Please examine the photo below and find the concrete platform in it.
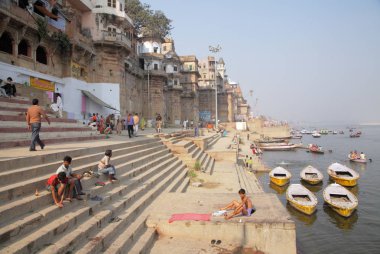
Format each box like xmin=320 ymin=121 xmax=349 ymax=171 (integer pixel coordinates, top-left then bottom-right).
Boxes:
xmin=146 ymin=193 xmax=296 ymax=254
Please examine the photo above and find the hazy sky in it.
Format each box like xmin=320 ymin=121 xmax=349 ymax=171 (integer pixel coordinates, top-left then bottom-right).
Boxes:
xmin=144 ymin=0 xmax=380 ymax=124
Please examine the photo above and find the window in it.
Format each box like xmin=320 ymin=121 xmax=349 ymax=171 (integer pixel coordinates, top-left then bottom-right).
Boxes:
xmin=120 ymin=3 xmax=123 ymax=11
xmin=153 ymin=47 xmax=158 ymax=53
xmin=174 ymin=80 xmax=178 ymax=86
xmin=18 ymin=39 xmax=31 ymax=57
xmin=154 ymin=64 xmax=158 ymax=70
xmin=36 ymin=46 xmax=47 ymax=65
xmin=163 ymin=46 xmax=167 ymax=51
xmin=107 ymin=27 xmax=116 ymax=36
xmin=18 ymin=0 xmax=29 ymax=9
xmin=189 ymin=65 xmax=193 ymax=71
xmin=174 ymin=66 xmax=178 ymax=72
xmin=203 ymin=74 xmax=206 ymax=79
xmin=0 ymin=32 xmax=13 ymax=54
xmin=108 ymin=0 xmax=116 ymax=8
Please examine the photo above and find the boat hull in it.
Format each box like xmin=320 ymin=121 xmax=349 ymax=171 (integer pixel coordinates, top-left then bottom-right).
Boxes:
xmin=270 ymin=176 xmax=290 ymax=186
xmin=301 ymin=178 xmax=322 ymax=185
xmin=309 ymin=150 xmax=324 ymax=154
xmin=350 ymin=159 xmax=367 ymax=164
xmin=329 ymin=175 xmax=358 ymax=187
xmin=287 ymin=199 xmax=317 ymax=215
xmin=327 ymin=203 xmax=356 ymax=217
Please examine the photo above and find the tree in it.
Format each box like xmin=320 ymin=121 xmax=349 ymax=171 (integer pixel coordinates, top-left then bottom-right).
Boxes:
xmin=125 ymin=0 xmax=172 ymax=38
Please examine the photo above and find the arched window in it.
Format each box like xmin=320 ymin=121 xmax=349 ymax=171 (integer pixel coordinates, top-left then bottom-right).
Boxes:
xmin=0 ymin=32 xmax=14 ymax=54
xmin=36 ymin=46 xmax=47 ymax=64
xmin=18 ymin=39 xmax=31 ymax=57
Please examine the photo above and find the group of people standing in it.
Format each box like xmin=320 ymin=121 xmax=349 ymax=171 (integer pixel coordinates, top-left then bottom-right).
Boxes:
xmin=90 ymin=112 xmax=141 ymax=138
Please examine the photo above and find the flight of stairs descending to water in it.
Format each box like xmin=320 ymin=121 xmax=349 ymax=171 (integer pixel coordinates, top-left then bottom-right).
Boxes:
xmin=0 ymin=138 xmax=189 ymax=254
xmin=0 ymin=96 xmax=100 ymax=149
xmin=165 ymin=138 xmax=216 ymax=178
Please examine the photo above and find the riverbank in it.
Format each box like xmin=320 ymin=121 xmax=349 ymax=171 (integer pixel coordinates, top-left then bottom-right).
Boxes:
xmin=148 ymin=131 xmax=297 ymax=254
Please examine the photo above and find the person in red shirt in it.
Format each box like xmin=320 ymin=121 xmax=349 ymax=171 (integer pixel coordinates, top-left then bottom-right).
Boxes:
xmin=46 ymin=172 xmax=68 ymax=208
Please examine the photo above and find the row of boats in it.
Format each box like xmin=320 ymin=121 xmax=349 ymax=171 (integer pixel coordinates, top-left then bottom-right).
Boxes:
xmin=269 ymin=163 xmax=359 ymax=217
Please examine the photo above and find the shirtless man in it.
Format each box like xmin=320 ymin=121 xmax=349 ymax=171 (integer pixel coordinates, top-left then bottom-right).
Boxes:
xmin=221 ymin=189 xmax=255 ymax=220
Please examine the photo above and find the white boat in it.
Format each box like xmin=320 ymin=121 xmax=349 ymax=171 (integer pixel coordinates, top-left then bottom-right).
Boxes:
xmin=300 ymin=165 xmax=323 ymax=185
xmin=261 ymin=144 xmax=297 ymax=151
xmin=327 ymin=163 xmax=360 ymax=187
xmin=286 ymin=184 xmax=318 ymax=215
xmin=269 ymin=167 xmax=292 ymax=186
xmin=312 ymin=131 xmax=321 ymax=138
xmin=323 ymin=183 xmax=358 ymax=217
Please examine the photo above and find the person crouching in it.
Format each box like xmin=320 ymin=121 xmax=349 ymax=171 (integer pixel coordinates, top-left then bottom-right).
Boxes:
xmin=56 ymin=156 xmax=84 ymax=200
xmin=98 ymin=150 xmax=118 ymax=183
xmin=46 ymin=172 xmax=69 ymax=208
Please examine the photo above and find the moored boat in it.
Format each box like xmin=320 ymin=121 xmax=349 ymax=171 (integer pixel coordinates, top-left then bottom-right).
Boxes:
xmin=291 ymin=135 xmax=303 ymax=139
xmin=269 ymin=167 xmax=292 ymax=186
xmin=312 ymin=131 xmax=321 ymax=138
xmin=261 ymin=144 xmax=297 ymax=151
xmin=350 ymin=132 xmax=361 ymax=138
xmin=323 ymin=183 xmax=358 ymax=217
xmin=286 ymin=184 xmax=318 ymax=215
xmin=258 ymin=139 xmax=286 ymax=144
xmin=259 ymin=142 xmax=289 ymax=147
xmin=308 ymin=144 xmax=324 ymax=154
xmin=300 ymin=165 xmax=323 ymax=185
xmin=327 ymin=163 xmax=360 ymax=187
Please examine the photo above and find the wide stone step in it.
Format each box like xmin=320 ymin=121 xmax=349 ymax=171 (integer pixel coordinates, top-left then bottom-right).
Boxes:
xmin=0 ymin=115 xmax=77 ymax=123
xmin=0 ymin=144 xmax=166 ymax=203
xmin=0 ymin=151 xmax=174 ymax=247
xmin=0 ymin=101 xmax=30 ymax=109
xmin=0 ymin=135 xmax=103 ymax=150
xmin=127 ymin=227 xmax=157 ymax=254
xmin=0 ymin=120 xmax=85 ymax=128
xmin=175 ymin=176 xmax=190 ymax=193
xmin=0 ymin=129 xmax=97 ymax=141
xmin=0 ymin=148 xmax=170 ymax=229
xmin=95 ymin=165 xmax=186 ymax=254
xmin=0 ymin=96 xmax=30 ymax=104
xmin=37 ymin=160 xmax=185 ymax=254
xmin=0 ymin=139 xmax=158 ymax=171
xmin=0 ymin=141 xmax=163 ymax=187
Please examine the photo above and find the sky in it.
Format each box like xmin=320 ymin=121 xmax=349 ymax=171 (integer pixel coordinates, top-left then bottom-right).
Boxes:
xmin=143 ymin=0 xmax=380 ymax=124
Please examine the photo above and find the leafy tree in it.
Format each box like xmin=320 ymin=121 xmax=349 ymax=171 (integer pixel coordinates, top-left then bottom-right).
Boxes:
xmin=125 ymin=0 xmax=172 ymax=38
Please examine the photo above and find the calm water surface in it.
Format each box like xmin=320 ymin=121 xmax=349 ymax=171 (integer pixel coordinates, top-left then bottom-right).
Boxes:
xmin=255 ymin=125 xmax=380 ymax=254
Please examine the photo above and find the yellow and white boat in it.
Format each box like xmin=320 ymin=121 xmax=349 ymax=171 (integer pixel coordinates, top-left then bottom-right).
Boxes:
xmin=327 ymin=163 xmax=359 ymax=187
xmin=323 ymin=183 xmax=358 ymax=217
xmin=286 ymin=184 xmax=318 ymax=215
xmin=300 ymin=165 xmax=323 ymax=185
xmin=269 ymin=167 xmax=291 ymax=186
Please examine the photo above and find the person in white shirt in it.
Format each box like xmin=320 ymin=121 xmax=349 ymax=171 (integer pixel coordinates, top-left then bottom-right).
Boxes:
xmin=98 ymin=150 xmax=117 ymax=183
xmin=360 ymin=152 xmax=366 ymax=160
xmin=56 ymin=156 xmax=84 ymax=200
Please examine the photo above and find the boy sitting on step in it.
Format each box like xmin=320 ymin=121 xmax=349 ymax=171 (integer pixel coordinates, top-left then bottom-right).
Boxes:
xmin=46 ymin=172 xmax=68 ymax=208
xmin=56 ymin=156 xmax=84 ymax=200
xmin=98 ymin=150 xmax=118 ymax=183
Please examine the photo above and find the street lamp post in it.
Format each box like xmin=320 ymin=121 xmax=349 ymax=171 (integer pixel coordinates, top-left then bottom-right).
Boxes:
xmin=146 ymin=62 xmax=151 ymax=121
xmin=209 ymin=45 xmax=222 ymax=129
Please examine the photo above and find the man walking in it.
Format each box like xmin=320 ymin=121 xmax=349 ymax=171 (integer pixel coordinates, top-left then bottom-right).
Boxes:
xmin=126 ymin=113 xmax=134 ymax=138
xmin=26 ymin=98 xmax=50 ymax=151
xmin=133 ymin=113 xmax=139 ymax=137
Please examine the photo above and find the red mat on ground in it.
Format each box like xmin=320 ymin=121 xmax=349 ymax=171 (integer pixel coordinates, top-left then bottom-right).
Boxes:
xmin=168 ymin=213 xmax=211 ymax=223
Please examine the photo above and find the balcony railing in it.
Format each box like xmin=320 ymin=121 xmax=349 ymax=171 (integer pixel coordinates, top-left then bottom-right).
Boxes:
xmin=94 ymin=31 xmax=131 ymax=49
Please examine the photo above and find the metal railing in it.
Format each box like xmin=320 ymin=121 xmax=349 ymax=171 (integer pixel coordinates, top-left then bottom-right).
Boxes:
xmin=97 ymin=30 xmax=131 ymax=48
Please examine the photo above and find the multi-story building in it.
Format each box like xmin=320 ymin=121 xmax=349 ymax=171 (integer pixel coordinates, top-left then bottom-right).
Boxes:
xmin=180 ymin=55 xmax=200 ymax=123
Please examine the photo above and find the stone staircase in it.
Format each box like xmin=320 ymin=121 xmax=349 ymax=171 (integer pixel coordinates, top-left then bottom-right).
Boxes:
xmin=0 ymin=96 xmax=100 ymax=149
xmin=0 ymin=138 xmax=189 ymax=254
xmin=167 ymin=139 xmax=216 ymax=176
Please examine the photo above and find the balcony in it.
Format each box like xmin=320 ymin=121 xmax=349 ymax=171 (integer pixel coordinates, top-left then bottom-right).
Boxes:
xmin=94 ymin=30 xmax=131 ymax=50
xmin=66 ymin=0 xmax=93 ymax=12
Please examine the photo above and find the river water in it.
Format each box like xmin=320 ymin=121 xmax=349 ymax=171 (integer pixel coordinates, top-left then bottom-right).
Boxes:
xmin=255 ymin=125 xmax=380 ymax=254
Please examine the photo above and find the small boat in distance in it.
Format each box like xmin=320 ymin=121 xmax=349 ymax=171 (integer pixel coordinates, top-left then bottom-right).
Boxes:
xmin=261 ymin=144 xmax=297 ymax=151
xmin=320 ymin=129 xmax=329 ymax=135
xmin=350 ymin=132 xmax=361 ymax=138
xmin=269 ymin=167 xmax=292 ymax=186
xmin=286 ymin=184 xmax=318 ymax=215
xmin=327 ymin=163 xmax=360 ymax=187
xmin=300 ymin=165 xmax=323 ymax=185
xmin=308 ymin=144 xmax=324 ymax=154
xmin=333 ymin=131 xmax=338 ymax=135
xmin=323 ymin=183 xmax=358 ymax=217
xmin=339 ymin=131 xmax=344 ymax=134
xmin=348 ymin=152 xmax=367 ymax=164
xmin=312 ymin=131 xmax=321 ymax=138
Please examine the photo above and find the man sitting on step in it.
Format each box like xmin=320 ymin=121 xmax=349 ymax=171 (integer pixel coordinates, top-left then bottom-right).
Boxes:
xmin=56 ymin=156 xmax=84 ymax=200
xmin=221 ymin=189 xmax=256 ymax=220
xmin=98 ymin=150 xmax=118 ymax=183
xmin=46 ymin=172 xmax=68 ymax=208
